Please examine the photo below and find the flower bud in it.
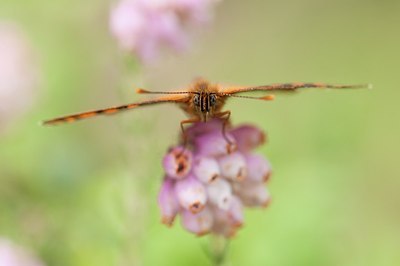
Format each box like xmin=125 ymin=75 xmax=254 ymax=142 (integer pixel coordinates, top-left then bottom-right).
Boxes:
xmin=185 ymin=119 xmax=224 ymax=140
xmin=211 ymin=207 xmax=239 ymax=238
xmin=181 ymin=207 xmax=213 ymax=236
xmin=245 ymin=153 xmax=272 ymax=183
xmin=194 ymin=130 xmax=236 ymax=157
xmin=230 ymin=125 xmax=266 ymax=152
xmin=235 ymin=181 xmax=271 ymax=208
xmin=174 ymin=174 xmax=207 ymax=213
xmin=228 ymin=196 xmax=244 ymax=227
xmin=157 ymin=178 xmax=179 ymax=226
xmin=193 ymin=156 xmax=220 ymax=184
xmin=162 ymin=146 xmax=192 ymax=179
xmin=218 ymin=152 xmax=247 ymax=181
xmin=207 ymin=178 xmax=232 ymax=210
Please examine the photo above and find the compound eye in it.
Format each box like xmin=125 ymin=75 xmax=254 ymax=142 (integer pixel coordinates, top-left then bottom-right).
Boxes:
xmin=210 ymin=94 xmax=217 ymax=106
xmin=193 ymin=94 xmax=200 ymax=106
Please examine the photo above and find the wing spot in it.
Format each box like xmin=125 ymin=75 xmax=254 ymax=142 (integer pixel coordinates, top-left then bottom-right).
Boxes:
xmin=127 ymin=104 xmax=138 ymax=109
xmin=103 ymin=109 xmax=118 ymax=114
xmin=79 ymin=113 xmax=96 ymax=119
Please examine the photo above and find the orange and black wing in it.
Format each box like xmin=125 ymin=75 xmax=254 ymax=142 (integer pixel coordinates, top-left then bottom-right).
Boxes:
xmin=42 ymin=94 xmax=189 ymax=125
xmin=219 ymin=82 xmax=370 ymax=95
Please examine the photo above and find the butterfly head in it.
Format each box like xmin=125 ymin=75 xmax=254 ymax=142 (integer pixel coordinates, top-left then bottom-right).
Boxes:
xmin=189 ymin=79 xmax=226 ymax=121
xmin=192 ymin=92 xmax=220 ymax=121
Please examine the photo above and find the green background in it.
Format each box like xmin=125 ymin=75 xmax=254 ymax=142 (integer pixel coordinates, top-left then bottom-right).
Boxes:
xmin=1 ymin=0 xmax=399 ymax=265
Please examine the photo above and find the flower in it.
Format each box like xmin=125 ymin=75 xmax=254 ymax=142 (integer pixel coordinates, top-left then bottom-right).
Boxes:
xmin=109 ymin=0 xmax=221 ymax=63
xmin=157 ymin=119 xmax=272 ymax=237
xmin=0 ymin=238 xmax=44 ymax=266
xmin=0 ymin=22 xmax=40 ymax=133
xmin=162 ymin=146 xmax=193 ymax=179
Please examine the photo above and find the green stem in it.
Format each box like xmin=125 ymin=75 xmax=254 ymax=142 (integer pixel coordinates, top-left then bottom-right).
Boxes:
xmin=203 ymin=235 xmax=230 ymax=266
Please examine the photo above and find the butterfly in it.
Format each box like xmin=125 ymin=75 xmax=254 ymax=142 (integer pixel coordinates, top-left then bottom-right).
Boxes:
xmin=43 ymin=78 xmax=369 ymax=150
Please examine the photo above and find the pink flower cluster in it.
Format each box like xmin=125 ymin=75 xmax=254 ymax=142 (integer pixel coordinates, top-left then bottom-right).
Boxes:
xmin=0 ymin=22 xmax=39 ymax=132
xmin=158 ymin=119 xmax=272 ymax=237
xmin=109 ymin=0 xmax=221 ymax=63
xmin=0 ymin=238 xmax=44 ymax=266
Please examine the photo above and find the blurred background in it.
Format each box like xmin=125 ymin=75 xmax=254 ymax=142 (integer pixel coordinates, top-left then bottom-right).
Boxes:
xmin=0 ymin=0 xmax=399 ymax=265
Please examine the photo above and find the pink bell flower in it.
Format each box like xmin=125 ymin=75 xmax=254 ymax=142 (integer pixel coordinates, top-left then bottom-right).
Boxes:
xmin=158 ymin=119 xmax=272 ymax=237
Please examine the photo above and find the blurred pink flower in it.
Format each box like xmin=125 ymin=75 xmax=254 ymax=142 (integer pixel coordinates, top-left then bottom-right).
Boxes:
xmin=157 ymin=119 xmax=272 ymax=237
xmin=109 ymin=0 xmax=221 ymax=63
xmin=162 ymin=146 xmax=193 ymax=179
xmin=0 ymin=22 xmax=40 ymax=132
xmin=0 ymin=238 xmax=44 ymax=266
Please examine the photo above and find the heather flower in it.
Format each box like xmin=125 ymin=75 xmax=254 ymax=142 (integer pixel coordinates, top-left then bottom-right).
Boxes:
xmin=181 ymin=207 xmax=213 ymax=236
xmin=194 ymin=129 xmax=236 ymax=157
xmin=109 ymin=0 xmax=221 ymax=63
xmin=211 ymin=207 xmax=239 ymax=237
xmin=245 ymin=153 xmax=272 ymax=183
xmin=228 ymin=196 xmax=244 ymax=226
xmin=0 ymin=238 xmax=44 ymax=266
xmin=192 ymin=156 xmax=220 ymax=184
xmin=206 ymin=178 xmax=232 ymax=210
xmin=0 ymin=22 xmax=40 ymax=132
xmin=158 ymin=178 xmax=180 ymax=226
xmin=162 ymin=146 xmax=192 ymax=179
xmin=217 ymin=151 xmax=247 ymax=181
xmin=230 ymin=124 xmax=266 ymax=152
xmin=233 ymin=181 xmax=271 ymax=208
xmin=157 ymin=119 xmax=272 ymax=237
xmin=175 ymin=174 xmax=207 ymax=213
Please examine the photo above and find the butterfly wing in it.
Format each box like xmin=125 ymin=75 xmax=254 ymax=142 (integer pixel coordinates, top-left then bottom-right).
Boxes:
xmin=43 ymin=94 xmax=189 ymax=125
xmin=219 ymin=82 xmax=369 ymax=95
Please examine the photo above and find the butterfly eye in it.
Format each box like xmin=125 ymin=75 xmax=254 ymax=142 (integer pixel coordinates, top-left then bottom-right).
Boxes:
xmin=193 ymin=94 xmax=200 ymax=106
xmin=210 ymin=94 xmax=217 ymax=106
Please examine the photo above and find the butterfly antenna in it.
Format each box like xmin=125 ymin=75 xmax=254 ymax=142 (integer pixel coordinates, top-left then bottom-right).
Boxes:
xmin=136 ymin=88 xmax=196 ymax=94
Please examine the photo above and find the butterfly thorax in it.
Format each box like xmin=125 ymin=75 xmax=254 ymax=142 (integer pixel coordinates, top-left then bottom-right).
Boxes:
xmin=179 ymin=80 xmax=226 ymax=122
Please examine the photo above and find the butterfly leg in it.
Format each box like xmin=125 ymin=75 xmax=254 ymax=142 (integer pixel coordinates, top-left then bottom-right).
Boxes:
xmin=178 ymin=118 xmax=200 ymax=157
xmin=214 ymin=110 xmax=236 ymax=153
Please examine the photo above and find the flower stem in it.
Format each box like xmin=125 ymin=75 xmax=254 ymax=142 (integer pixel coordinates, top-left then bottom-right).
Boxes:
xmin=203 ymin=235 xmax=230 ymax=266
